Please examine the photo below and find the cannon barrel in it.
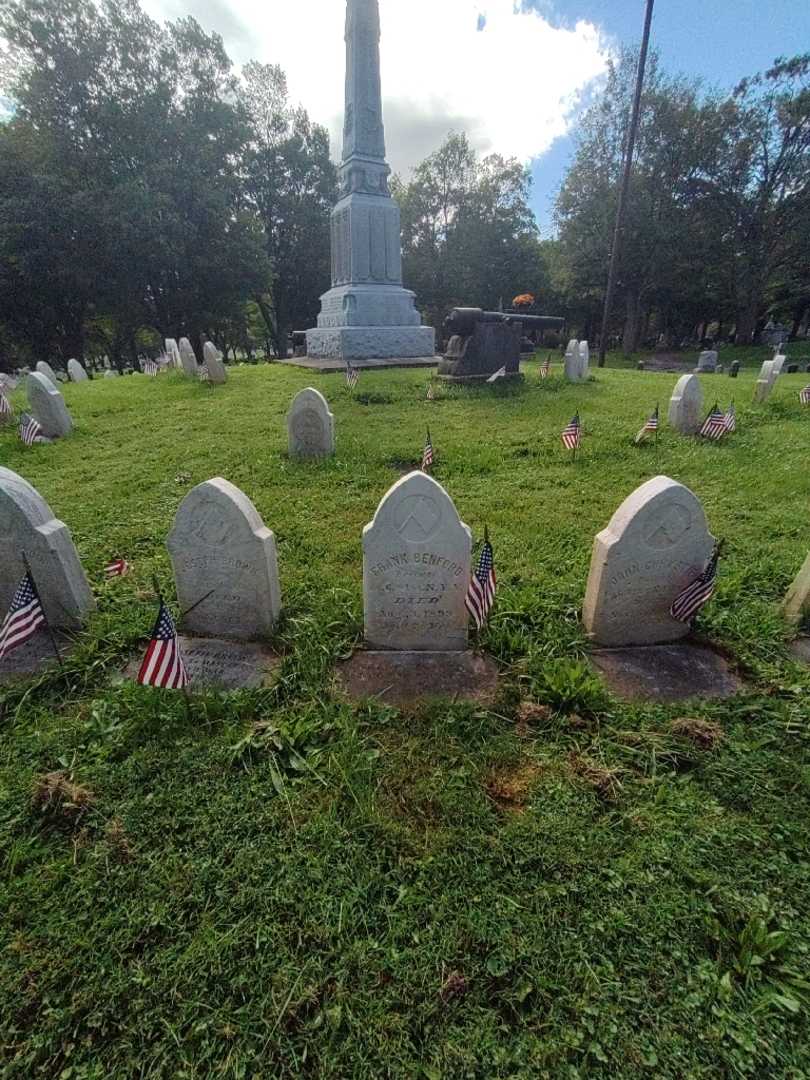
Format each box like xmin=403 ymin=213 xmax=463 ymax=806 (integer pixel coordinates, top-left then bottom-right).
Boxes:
xmin=444 ymin=307 xmax=565 ymax=337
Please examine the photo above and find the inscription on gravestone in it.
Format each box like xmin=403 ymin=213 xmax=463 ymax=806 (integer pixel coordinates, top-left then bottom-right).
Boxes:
xmin=287 ymin=387 xmax=335 ymax=459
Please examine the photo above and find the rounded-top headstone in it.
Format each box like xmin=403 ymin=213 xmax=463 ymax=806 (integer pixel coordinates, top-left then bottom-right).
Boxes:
xmin=26 ymin=372 xmax=72 ymax=438
xmin=178 ymin=338 xmax=199 ymax=378
xmin=0 ymin=467 xmax=95 ymax=629
xmin=165 ymin=338 xmax=181 ymax=369
xmin=287 ymin=387 xmax=335 ymax=459
xmin=67 ymin=358 xmax=89 ymax=382
xmin=104 ymin=369 xmax=119 ymax=378
xmin=35 ymin=361 xmax=58 ymax=387
xmin=167 ymin=477 xmax=281 ymax=641
xmin=564 ymin=339 xmax=583 ymax=382
xmin=363 ymin=471 xmax=472 ymax=652
xmin=203 ymin=342 xmax=227 ymax=385
xmin=583 ymin=475 xmax=715 ymax=647
xmin=579 ymin=340 xmax=590 ymax=378
xmin=667 ymin=373 xmax=703 ymax=434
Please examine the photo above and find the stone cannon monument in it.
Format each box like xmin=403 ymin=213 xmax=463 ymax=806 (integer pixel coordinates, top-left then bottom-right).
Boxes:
xmin=438 ymin=308 xmax=565 ymax=382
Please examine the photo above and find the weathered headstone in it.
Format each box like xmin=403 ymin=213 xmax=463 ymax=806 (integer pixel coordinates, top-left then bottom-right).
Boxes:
xmin=783 ymin=553 xmax=810 ymax=626
xmin=771 ymin=353 xmax=787 ymax=376
xmin=583 ymin=475 xmax=715 ymax=647
xmin=753 ymin=360 xmax=776 ymax=403
xmin=167 ymin=477 xmax=281 ymax=641
xmin=695 ymin=350 xmax=718 ymax=373
xmin=26 ymin=372 xmax=72 ymax=438
xmin=729 ymin=360 xmax=740 ymax=378
xmin=579 ymin=340 xmax=590 ymax=378
xmin=0 ymin=467 xmax=95 ymax=631
xmin=178 ymin=338 xmax=198 ymax=378
xmin=67 ymin=358 xmax=88 ymax=382
xmin=104 ymin=370 xmax=119 ymax=378
xmin=287 ymin=387 xmax=335 ymax=459
xmin=203 ymin=342 xmax=227 ymax=385
xmin=363 ymin=470 xmax=472 ymax=651
xmin=667 ymin=374 xmax=703 ymax=434
xmin=165 ymin=338 xmax=181 ymax=369
xmin=35 ymin=361 xmax=58 ymax=387
xmin=564 ymin=339 xmax=582 ymax=382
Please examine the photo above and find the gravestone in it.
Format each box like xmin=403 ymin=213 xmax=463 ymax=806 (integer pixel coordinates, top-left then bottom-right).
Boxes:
xmin=754 ymin=360 xmax=776 ymax=403
xmin=362 ymin=470 xmax=472 ymax=651
xmin=287 ymin=387 xmax=335 ymax=459
xmin=0 ymin=467 xmax=95 ymax=633
xmin=104 ymin=370 xmax=119 ymax=378
xmin=667 ymin=374 xmax=703 ymax=434
xmin=582 ymin=475 xmax=716 ymax=647
xmin=771 ymin=354 xmax=787 ymax=376
xmin=167 ymin=477 xmax=281 ymax=641
xmin=695 ymin=350 xmax=718 ymax=373
xmin=730 ymin=360 xmax=740 ymax=378
xmin=783 ymin=553 xmax=810 ymax=627
xmin=203 ymin=342 xmax=227 ymax=384
xmin=26 ymin=372 xmax=72 ymax=438
xmin=35 ymin=361 xmax=58 ymax=387
xmin=165 ymin=338 xmax=181 ymax=369
xmin=178 ymin=338 xmax=198 ymax=378
xmin=579 ymin=340 xmax=590 ymax=378
xmin=67 ymin=359 xmax=88 ymax=382
xmin=564 ymin=339 xmax=582 ymax=382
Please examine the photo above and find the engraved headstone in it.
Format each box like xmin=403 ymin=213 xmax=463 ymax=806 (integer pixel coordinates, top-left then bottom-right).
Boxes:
xmin=167 ymin=477 xmax=281 ymax=641
xmin=771 ymin=353 xmax=787 ymax=376
xmin=35 ymin=361 xmax=58 ymax=387
xmin=203 ymin=342 xmax=227 ymax=384
xmin=695 ymin=350 xmax=718 ymax=373
xmin=564 ymin=339 xmax=582 ymax=382
xmin=783 ymin=553 xmax=810 ymax=626
xmin=668 ymin=374 xmax=703 ymax=434
xmin=754 ymin=359 xmax=776 ymax=403
xmin=178 ymin=338 xmax=198 ymax=378
xmin=67 ymin=358 xmax=88 ymax=382
xmin=583 ymin=475 xmax=715 ymax=647
xmin=0 ymin=467 xmax=95 ymax=630
xmin=363 ymin=470 xmax=472 ymax=651
xmin=26 ymin=372 xmax=72 ymax=438
xmin=287 ymin=387 xmax=335 ymax=459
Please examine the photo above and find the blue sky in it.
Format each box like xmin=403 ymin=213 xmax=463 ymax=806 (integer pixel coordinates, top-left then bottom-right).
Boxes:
xmin=529 ymin=0 xmax=810 ymax=232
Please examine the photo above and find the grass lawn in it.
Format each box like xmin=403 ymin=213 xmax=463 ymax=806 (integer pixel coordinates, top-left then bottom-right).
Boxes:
xmin=1 ymin=347 xmax=809 ymax=1078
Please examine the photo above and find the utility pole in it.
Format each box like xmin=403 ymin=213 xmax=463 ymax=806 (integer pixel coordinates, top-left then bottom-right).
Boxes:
xmin=597 ymin=0 xmax=655 ymax=368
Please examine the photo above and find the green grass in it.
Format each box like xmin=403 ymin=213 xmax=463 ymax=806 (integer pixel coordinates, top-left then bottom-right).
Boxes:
xmin=1 ymin=348 xmax=810 ymax=1078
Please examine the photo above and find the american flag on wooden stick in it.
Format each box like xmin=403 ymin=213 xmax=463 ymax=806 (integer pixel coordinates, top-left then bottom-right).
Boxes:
xmin=487 ymin=365 xmax=507 ymax=383
xmin=670 ymin=545 xmax=721 ymax=624
xmin=699 ymin=403 xmax=727 ymax=440
xmin=105 ymin=558 xmax=132 ymax=578
xmin=723 ymin=402 xmax=736 ymax=434
xmin=422 ymin=429 xmax=434 ymax=471
xmin=0 ymin=391 xmax=12 ymax=422
xmin=799 ymin=385 xmax=810 ymax=405
xmin=540 ymin=356 xmax=551 ymax=379
xmin=561 ymin=412 xmax=581 ymax=451
xmin=142 ymin=359 xmax=159 ymax=376
xmin=19 ymin=413 xmax=46 ymax=446
xmin=346 ymin=361 xmax=359 ymax=391
xmin=466 ymin=530 xmax=497 ymax=630
xmin=137 ymin=598 xmax=188 ymax=689
xmin=0 ymin=572 xmax=46 ymax=660
xmin=634 ymin=405 xmax=659 ymax=444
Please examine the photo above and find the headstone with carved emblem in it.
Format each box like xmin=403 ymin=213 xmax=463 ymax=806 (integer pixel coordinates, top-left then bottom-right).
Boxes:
xmin=287 ymin=387 xmax=335 ymax=459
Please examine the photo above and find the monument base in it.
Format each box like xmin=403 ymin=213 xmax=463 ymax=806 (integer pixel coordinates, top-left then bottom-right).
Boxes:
xmin=336 ymin=650 xmax=499 ymax=709
xmin=589 ymin=642 xmax=742 ymax=702
xmin=124 ymin=636 xmax=280 ymax=691
xmin=0 ymin=630 xmax=75 ymax=682
xmin=306 ymin=326 xmax=436 ymax=362
xmin=279 ymin=355 xmax=440 ymax=373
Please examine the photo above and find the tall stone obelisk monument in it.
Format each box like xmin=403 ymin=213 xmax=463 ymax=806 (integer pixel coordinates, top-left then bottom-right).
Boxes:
xmin=305 ymin=0 xmax=436 ymax=363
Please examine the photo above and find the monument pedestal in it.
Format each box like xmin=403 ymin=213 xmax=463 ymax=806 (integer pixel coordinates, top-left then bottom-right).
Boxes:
xmin=307 ymin=325 xmax=436 ymax=362
xmin=337 ymin=650 xmax=499 ymax=709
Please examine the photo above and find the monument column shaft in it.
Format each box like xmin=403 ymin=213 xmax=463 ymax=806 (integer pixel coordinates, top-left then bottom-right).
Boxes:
xmin=343 ymin=0 xmax=386 ymax=163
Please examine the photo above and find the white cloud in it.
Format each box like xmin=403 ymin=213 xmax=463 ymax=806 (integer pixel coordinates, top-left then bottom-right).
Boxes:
xmin=142 ymin=0 xmax=611 ymax=175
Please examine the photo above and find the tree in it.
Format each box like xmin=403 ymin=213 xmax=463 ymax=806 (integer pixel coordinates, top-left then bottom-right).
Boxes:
xmin=240 ymin=63 xmax=337 ymax=358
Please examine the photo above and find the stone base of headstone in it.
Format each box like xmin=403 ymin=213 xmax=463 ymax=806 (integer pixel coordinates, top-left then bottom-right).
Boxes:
xmin=336 ymin=650 xmax=498 ymax=709
xmin=278 ymin=355 xmax=440 ymax=373
xmin=436 ymin=373 xmax=524 ymax=384
xmin=124 ymin=636 xmax=280 ymax=691
xmin=0 ymin=630 xmax=74 ymax=682
xmin=589 ymin=641 xmax=742 ymax=702
xmin=788 ymin=638 xmax=810 ymax=666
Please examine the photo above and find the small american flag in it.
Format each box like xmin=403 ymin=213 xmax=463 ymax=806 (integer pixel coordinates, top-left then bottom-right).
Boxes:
xmin=19 ymin=413 xmax=46 ymax=446
xmin=634 ymin=405 xmax=659 ymax=444
xmin=426 ymin=383 xmax=435 ymax=401
xmin=540 ymin=356 xmax=551 ymax=378
xmin=346 ymin=361 xmax=359 ymax=391
xmin=0 ymin=391 xmax=12 ymax=422
xmin=561 ymin=412 xmax=581 ymax=451
xmin=799 ymin=386 xmax=810 ymax=405
xmin=670 ymin=546 xmax=720 ymax=623
xmin=142 ymin=359 xmax=159 ymax=377
xmin=137 ymin=598 xmax=188 ymax=689
xmin=487 ymin=366 xmax=507 ymax=383
xmin=422 ymin=428 xmax=434 ymax=471
xmin=105 ymin=558 xmax=132 ymax=578
xmin=700 ymin=403 xmax=727 ymax=440
xmin=0 ymin=572 xmax=46 ymax=660
xmin=466 ymin=532 xmax=496 ymax=630
xmin=723 ymin=402 xmax=736 ymax=434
